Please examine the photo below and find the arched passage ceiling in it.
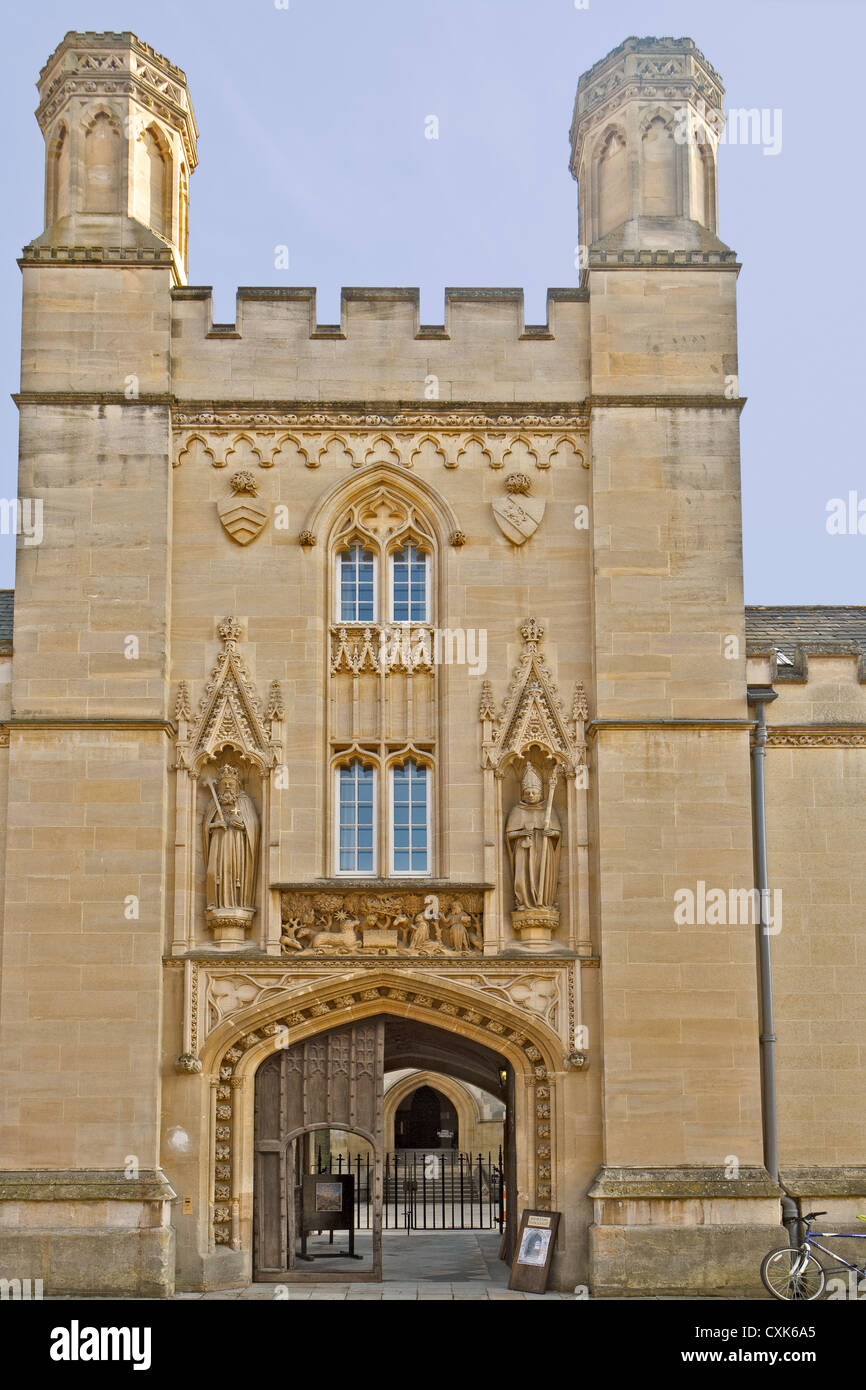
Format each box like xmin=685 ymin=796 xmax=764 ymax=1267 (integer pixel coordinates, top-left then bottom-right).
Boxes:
xmin=382 ymin=1017 xmax=508 ymax=1099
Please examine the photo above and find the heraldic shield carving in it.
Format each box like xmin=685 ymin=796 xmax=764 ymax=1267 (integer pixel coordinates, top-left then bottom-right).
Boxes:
xmin=218 ymin=471 xmax=269 ymax=545
xmin=492 ymin=473 xmax=545 ymax=545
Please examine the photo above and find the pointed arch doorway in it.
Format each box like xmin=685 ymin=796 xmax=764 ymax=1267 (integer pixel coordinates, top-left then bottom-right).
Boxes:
xmin=252 ymin=1014 xmax=515 ymax=1282
xmin=395 ymin=1084 xmax=459 ymax=1150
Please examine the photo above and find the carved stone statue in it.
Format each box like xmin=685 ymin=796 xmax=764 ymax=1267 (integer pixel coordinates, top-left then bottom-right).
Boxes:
xmin=506 ymin=762 xmax=561 ymax=909
xmin=203 ymin=763 xmax=260 ymax=911
xmin=506 ymin=762 xmax=562 ymax=946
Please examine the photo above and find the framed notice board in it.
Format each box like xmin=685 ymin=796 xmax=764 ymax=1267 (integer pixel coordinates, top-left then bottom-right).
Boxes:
xmin=301 ymin=1173 xmax=354 ymax=1234
xmin=507 ymin=1209 xmax=561 ymax=1293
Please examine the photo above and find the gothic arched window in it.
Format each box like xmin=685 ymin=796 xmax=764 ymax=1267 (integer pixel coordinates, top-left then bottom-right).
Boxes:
xmin=331 ymin=486 xmax=434 ymax=628
xmin=390 ymin=759 xmax=430 ymax=876
xmin=390 ymin=543 xmax=429 ymax=623
xmin=338 ymin=543 xmax=376 ymax=622
xmin=327 ymin=480 xmax=440 ymax=880
xmin=335 ymin=759 xmax=376 ymax=874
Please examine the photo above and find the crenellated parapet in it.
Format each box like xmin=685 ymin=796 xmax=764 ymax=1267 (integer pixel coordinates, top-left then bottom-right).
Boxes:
xmin=170 ymin=287 xmax=589 ymax=403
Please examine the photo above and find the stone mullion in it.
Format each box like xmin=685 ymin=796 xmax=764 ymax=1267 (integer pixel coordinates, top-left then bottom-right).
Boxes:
xmin=378 ymin=619 xmax=387 ymax=876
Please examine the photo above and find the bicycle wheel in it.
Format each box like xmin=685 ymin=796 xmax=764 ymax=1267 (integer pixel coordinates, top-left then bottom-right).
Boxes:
xmin=761 ymin=1246 xmax=826 ymax=1301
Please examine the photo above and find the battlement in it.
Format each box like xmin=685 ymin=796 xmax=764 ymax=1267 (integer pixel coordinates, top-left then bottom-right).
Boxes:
xmin=39 ymin=30 xmax=189 ymax=86
xmin=169 ymin=286 xmax=590 ymax=403
xmin=172 ymin=285 xmax=587 ymax=339
xmin=575 ymin=35 xmax=723 ymax=99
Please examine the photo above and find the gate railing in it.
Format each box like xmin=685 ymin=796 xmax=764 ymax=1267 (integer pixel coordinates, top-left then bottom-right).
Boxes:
xmin=312 ymin=1148 xmax=504 ymax=1231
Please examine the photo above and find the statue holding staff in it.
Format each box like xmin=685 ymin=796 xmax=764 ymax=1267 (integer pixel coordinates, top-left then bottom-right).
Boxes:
xmin=203 ymin=763 xmax=260 ymax=910
xmin=505 ymin=761 xmax=561 ymax=910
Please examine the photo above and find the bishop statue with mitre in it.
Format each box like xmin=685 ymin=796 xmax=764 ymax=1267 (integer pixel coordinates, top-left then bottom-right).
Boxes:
xmin=505 ymin=761 xmax=562 ymax=910
xmin=203 ymin=763 xmax=260 ymax=911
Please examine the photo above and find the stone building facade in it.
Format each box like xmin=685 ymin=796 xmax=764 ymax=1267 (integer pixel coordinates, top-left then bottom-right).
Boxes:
xmin=0 ymin=30 xmax=863 ymax=1295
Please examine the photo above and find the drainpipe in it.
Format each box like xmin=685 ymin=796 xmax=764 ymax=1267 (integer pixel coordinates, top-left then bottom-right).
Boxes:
xmin=747 ymin=685 xmax=799 ymax=1245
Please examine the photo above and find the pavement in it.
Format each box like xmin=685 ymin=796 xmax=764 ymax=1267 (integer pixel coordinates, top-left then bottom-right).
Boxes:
xmin=177 ymin=1230 xmax=569 ymax=1299
xmin=169 ymin=1231 xmax=757 ymax=1300
xmin=39 ymin=1231 xmax=765 ymax=1300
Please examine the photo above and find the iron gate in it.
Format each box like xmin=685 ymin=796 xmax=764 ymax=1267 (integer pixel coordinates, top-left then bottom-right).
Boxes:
xmin=313 ymin=1148 xmax=504 ymax=1231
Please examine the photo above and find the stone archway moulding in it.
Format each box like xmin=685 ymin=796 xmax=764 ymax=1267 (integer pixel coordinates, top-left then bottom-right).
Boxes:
xmin=201 ymin=969 xmax=562 ymax=1251
xmin=303 ymin=461 xmax=464 ymax=549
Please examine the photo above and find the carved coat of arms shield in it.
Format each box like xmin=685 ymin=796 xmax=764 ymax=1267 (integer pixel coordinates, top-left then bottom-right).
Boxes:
xmin=492 ymin=491 xmax=545 ymax=545
xmin=218 ymin=470 xmax=269 ymax=545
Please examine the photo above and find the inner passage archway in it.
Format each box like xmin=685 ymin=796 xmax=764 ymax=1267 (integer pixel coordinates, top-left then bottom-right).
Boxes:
xmin=395 ymin=1085 xmax=459 ymax=1149
xmin=252 ymin=1015 xmax=516 ymax=1282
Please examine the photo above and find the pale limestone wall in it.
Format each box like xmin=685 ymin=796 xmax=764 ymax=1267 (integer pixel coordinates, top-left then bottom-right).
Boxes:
xmin=592 ymin=728 xmax=761 ymax=1166
xmin=0 ymin=727 xmax=171 ymax=1169
xmin=587 ymin=269 xmax=739 ymax=397
xmin=587 ymin=265 xmax=762 ymax=1174
xmin=12 ymin=404 xmax=173 ymax=717
xmin=748 ymin=656 xmax=866 ymax=1166
xmin=0 ymin=255 xmax=175 ymax=1183
xmin=20 ymin=266 xmax=172 ymax=396
xmin=589 ymin=405 xmax=746 ymax=718
xmin=0 ymin=656 xmax=10 ymax=1030
xmin=170 ymin=288 xmax=589 ymax=403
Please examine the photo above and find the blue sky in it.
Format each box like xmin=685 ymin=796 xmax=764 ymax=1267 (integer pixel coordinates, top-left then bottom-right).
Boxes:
xmin=2 ymin=0 xmax=864 ymax=600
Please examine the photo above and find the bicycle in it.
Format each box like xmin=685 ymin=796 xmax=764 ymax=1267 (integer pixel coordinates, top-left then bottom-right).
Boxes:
xmin=761 ymin=1211 xmax=866 ymax=1300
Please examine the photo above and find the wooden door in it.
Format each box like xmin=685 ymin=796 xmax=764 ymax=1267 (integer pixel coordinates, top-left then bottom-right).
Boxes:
xmin=253 ymin=1019 xmax=384 ymax=1280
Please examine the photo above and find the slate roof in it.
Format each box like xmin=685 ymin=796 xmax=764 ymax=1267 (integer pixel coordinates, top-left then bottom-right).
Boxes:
xmin=745 ymin=606 xmax=866 ymax=661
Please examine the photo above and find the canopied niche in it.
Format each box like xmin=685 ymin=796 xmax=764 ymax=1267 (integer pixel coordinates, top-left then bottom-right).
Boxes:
xmin=173 ymin=618 xmax=284 ymax=952
xmin=479 ymin=618 xmax=590 ymax=956
xmin=596 ymin=127 xmax=628 ymax=239
xmin=640 ymin=114 xmax=678 ymax=218
xmin=45 ymin=124 xmax=71 ymax=225
xmin=83 ymin=110 xmax=122 ymax=214
xmin=134 ymin=124 xmax=173 ymax=238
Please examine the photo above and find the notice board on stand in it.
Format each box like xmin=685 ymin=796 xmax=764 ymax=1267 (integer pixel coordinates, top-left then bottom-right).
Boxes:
xmin=507 ymin=1209 xmax=561 ymax=1293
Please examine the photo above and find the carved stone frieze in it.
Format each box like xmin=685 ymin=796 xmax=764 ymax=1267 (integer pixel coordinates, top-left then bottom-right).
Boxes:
xmin=279 ymin=889 xmax=483 ymax=955
xmin=437 ymin=971 xmax=559 ymax=1029
xmin=764 ymin=728 xmax=866 ymax=748
xmin=330 ymin=623 xmax=436 ymax=676
xmin=181 ymin=958 xmax=571 ymax=1057
xmin=172 ymin=424 xmax=586 ymax=473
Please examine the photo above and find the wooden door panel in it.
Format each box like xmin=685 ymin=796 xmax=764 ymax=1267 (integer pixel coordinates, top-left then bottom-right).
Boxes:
xmin=253 ymin=1019 xmax=384 ymax=1279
